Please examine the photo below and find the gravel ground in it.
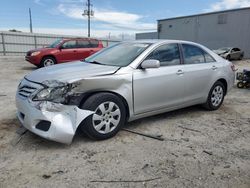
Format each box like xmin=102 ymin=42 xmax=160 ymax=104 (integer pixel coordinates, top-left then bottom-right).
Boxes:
xmin=0 ymin=57 xmax=250 ymax=188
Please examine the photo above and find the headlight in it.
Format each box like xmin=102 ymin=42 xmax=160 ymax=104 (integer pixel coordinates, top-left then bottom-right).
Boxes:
xmin=31 ymin=51 xmax=41 ymax=56
xmin=32 ymin=80 xmax=73 ymax=103
xmin=33 ymin=86 xmax=70 ymax=102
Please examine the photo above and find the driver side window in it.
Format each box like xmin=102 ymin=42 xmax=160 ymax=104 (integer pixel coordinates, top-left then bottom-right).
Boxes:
xmin=146 ymin=43 xmax=181 ymax=66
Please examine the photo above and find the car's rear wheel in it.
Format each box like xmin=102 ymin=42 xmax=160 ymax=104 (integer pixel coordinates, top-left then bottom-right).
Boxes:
xmin=203 ymin=81 xmax=225 ymax=110
xmin=80 ymin=93 xmax=126 ymax=140
xmin=239 ymin=54 xmax=243 ymax=60
xmin=40 ymin=56 xmax=56 ymax=67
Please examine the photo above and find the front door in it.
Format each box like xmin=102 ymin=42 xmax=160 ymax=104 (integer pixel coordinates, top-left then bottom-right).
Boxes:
xmin=57 ymin=40 xmax=78 ymax=62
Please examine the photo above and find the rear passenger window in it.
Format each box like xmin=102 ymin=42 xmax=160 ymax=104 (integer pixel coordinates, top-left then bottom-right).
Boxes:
xmin=90 ymin=40 xmax=99 ymax=48
xmin=77 ymin=40 xmax=90 ymax=48
xmin=182 ymin=44 xmax=215 ymax=64
xmin=146 ymin=43 xmax=181 ymax=66
xmin=62 ymin=40 xmax=77 ymax=49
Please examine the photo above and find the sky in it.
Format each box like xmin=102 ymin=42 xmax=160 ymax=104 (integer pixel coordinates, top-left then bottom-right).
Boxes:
xmin=0 ymin=0 xmax=250 ymax=39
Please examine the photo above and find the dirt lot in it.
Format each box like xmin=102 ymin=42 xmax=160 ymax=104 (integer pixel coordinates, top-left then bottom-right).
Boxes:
xmin=0 ymin=57 xmax=249 ymax=188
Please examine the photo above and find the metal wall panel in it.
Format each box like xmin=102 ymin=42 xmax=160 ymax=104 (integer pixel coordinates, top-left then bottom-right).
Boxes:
xmin=135 ymin=32 xmax=158 ymax=40
xmin=158 ymin=8 xmax=250 ymax=58
xmin=0 ymin=31 xmax=120 ymax=56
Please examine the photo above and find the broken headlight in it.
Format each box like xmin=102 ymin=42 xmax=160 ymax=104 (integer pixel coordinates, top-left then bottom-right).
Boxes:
xmin=32 ymin=80 xmax=73 ymax=103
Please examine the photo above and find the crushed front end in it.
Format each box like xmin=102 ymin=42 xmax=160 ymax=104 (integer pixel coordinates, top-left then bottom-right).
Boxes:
xmin=15 ymin=78 xmax=93 ymax=144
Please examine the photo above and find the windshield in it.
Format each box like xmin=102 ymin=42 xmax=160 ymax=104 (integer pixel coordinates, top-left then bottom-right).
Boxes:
xmin=48 ymin=39 xmax=63 ymax=48
xmin=85 ymin=42 xmax=151 ymax=67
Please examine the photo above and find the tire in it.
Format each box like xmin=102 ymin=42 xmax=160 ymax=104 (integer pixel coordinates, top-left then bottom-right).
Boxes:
xmin=40 ymin=56 xmax=56 ymax=67
xmin=226 ymin=55 xmax=231 ymax=60
xmin=203 ymin=81 xmax=225 ymax=111
xmin=239 ymin=54 xmax=243 ymax=60
xmin=237 ymin=82 xmax=244 ymax=88
xmin=80 ymin=93 xmax=126 ymax=140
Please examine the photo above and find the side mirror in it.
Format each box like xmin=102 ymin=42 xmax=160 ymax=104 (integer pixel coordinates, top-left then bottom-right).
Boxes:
xmin=141 ymin=59 xmax=160 ymax=69
xmin=58 ymin=46 xmax=63 ymax=50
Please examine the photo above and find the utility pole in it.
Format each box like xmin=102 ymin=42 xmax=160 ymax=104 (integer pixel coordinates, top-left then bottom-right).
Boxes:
xmin=87 ymin=0 xmax=90 ymax=37
xmin=29 ymin=8 xmax=33 ymax=33
xmin=82 ymin=0 xmax=94 ymax=37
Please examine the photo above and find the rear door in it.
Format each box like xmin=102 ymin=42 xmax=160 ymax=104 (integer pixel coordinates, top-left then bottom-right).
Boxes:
xmin=89 ymin=39 xmax=102 ymax=55
xmin=76 ymin=39 xmax=101 ymax=60
xmin=57 ymin=40 xmax=78 ymax=62
xmin=133 ymin=43 xmax=185 ymax=114
xmin=180 ymin=43 xmax=218 ymax=103
xmin=76 ymin=39 xmax=92 ymax=60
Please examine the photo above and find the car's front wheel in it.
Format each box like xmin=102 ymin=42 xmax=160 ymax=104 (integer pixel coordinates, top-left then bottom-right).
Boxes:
xmin=80 ymin=93 xmax=126 ymax=140
xmin=203 ymin=81 xmax=225 ymax=110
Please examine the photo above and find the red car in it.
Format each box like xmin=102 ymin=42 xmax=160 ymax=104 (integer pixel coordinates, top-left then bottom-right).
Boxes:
xmin=25 ymin=38 xmax=104 ymax=67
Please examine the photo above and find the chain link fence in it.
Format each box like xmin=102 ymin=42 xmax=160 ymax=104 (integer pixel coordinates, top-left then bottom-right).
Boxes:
xmin=0 ymin=31 xmax=120 ymax=56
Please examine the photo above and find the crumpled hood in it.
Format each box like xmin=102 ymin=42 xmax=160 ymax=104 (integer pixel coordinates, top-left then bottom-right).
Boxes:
xmin=25 ymin=61 xmax=120 ymax=83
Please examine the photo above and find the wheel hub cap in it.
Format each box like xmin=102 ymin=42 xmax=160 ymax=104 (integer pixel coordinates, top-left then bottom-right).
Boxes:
xmin=44 ymin=59 xmax=54 ymax=66
xmin=211 ymin=86 xmax=223 ymax=107
xmin=92 ymin=101 xmax=121 ymax=134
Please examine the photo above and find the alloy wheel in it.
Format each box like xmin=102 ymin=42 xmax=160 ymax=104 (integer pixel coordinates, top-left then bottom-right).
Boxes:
xmin=92 ymin=101 xmax=121 ymax=134
xmin=211 ymin=86 xmax=224 ymax=107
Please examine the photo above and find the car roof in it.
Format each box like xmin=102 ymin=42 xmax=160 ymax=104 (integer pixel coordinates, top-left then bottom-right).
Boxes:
xmin=62 ymin=38 xmax=99 ymax=41
xmin=124 ymin=39 xmax=203 ymax=46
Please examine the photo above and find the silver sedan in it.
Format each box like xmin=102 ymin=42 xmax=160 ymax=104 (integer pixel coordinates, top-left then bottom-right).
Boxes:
xmin=213 ymin=47 xmax=244 ymax=60
xmin=16 ymin=40 xmax=235 ymax=144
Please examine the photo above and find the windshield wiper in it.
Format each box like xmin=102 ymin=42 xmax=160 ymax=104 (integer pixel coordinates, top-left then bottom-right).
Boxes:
xmin=85 ymin=60 xmax=104 ymax=65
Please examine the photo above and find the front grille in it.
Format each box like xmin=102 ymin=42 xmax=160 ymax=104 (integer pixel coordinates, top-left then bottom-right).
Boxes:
xmin=18 ymin=85 xmax=37 ymax=98
xmin=18 ymin=79 xmax=43 ymax=99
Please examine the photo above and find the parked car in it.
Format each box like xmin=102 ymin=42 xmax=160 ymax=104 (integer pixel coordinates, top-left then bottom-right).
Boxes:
xmin=213 ymin=47 xmax=244 ymax=60
xmin=25 ymin=38 xmax=103 ymax=67
xmin=16 ymin=40 xmax=235 ymax=144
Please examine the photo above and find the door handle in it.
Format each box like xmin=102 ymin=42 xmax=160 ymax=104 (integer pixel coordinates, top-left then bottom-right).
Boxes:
xmin=176 ymin=70 xmax=184 ymax=75
xmin=73 ymin=50 xmax=77 ymax=52
xmin=211 ymin=65 xmax=218 ymax=70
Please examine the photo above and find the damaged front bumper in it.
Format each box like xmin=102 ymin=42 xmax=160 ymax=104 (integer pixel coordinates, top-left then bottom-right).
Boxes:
xmin=16 ymin=94 xmax=93 ymax=144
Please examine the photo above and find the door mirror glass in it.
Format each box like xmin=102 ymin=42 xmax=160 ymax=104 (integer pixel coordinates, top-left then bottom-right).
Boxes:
xmin=141 ymin=59 xmax=160 ymax=69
